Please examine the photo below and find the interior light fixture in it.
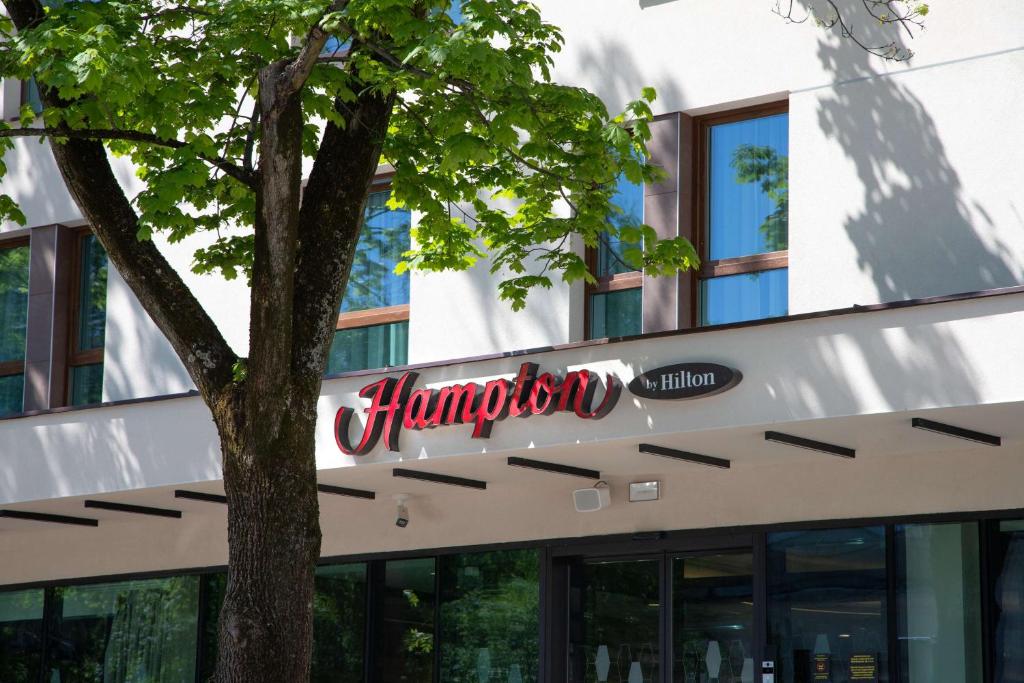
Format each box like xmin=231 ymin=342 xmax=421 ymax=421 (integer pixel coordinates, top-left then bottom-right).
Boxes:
xmin=764 ymin=431 xmax=855 ymax=459
xmin=911 ymin=417 xmax=1001 ymax=446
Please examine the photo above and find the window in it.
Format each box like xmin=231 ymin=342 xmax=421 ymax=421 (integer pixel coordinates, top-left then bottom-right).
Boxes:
xmin=0 ymin=589 xmax=43 ymax=683
xmin=586 ymin=174 xmax=644 ymax=339
xmin=697 ymin=104 xmax=789 ymax=326
xmin=373 ymin=557 xmax=436 ymax=681
xmin=67 ymin=232 xmax=108 ymax=405
xmin=767 ymin=526 xmax=888 ymax=683
xmin=0 ymin=240 xmax=30 ymax=416
xmin=327 ymin=187 xmax=410 ymax=374
xmin=19 ymin=78 xmax=42 ymax=116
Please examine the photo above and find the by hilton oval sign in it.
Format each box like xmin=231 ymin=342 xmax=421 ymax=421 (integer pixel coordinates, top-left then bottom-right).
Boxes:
xmin=627 ymin=362 xmax=742 ymax=400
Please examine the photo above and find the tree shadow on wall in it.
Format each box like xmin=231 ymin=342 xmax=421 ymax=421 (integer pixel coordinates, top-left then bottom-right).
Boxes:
xmin=802 ymin=0 xmax=1019 ymax=302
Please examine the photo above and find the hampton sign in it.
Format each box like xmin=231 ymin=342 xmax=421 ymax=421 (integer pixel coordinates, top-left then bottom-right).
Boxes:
xmin=627 ymin=362 xmax=742 ymax=400
xmin=334 ymin=363 xmax=621 ymax=454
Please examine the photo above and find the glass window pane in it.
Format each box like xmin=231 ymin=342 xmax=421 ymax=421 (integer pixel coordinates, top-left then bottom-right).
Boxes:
xmin=341 ymin=190 xmax=411 ymax=313
xmin=313 ymin=564 xmax=367 ymax=683
xmin=579 ymin=559 xmax=660 ymax=683
xmin=197 ymin=573 xmax=226 ymax=682
xmin=23 ymin=78 xmax=42 ymax=115
xmin=0 ymin=243 xmax=30 ymax=363
xmin=439 ymin=549 xmax=540 ymax=683
xmin=50 ymin=576 xmax=199 ymax=683
xmin=589 ymin=288 xmax=641 ymax=339
xmin=77 ymin=234 xmax=108 ymax=352
xmin=673 ymin=552 xmax=754 ymax=683
xmin=0 ymin=589 xmax=44 ymax=683
xmin=327 ymin=321 xmax=408 ymax=374
xmin=993 ymin=519 xmax=1024 ymax=682
xmin=767 ymin=527 xmax=888 ymax=683
xmin=0 ymin=374 xmax=24 ymax=416
xmin=708 ymin=112 xmax=788 ymax=259
xmin=700 ymin=268 xmax=787 ymax=326
xmin=374 ymin=558 xmax=436 ymax=682
xmin=70 ymin=363 xmax=104 ymax=406
xmin=895 ymin=522 xmax=982 ymax=683
xmin=597 ymin=174 xmax=644 ymax=278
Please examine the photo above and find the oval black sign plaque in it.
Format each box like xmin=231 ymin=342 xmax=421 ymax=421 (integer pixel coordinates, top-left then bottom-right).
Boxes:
xmin=628 ymin=363 xmax=741 ymax=400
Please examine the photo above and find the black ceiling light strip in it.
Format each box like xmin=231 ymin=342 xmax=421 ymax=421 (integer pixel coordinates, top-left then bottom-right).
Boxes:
xmin=764 ymin=431 xmax=855 ymax=459
xmin=317 ymin=484 xmax=376 ymax=500
xmin=393 ymin=468 xmax=487 ymax=490
xmin=638 ymin=443 xmax=731 ymax=469
xmin=0 ymin=509 xmax=99 ymax=527
xmin=84 ymin=500 xmax=182 ymax=518
xmin=911 ymin=417 xmax=1001 ymax=447
xmin=174 ymin=489 xmax=228 ymax=505
xmin=507 ymin=456 xmax=600 ymax=479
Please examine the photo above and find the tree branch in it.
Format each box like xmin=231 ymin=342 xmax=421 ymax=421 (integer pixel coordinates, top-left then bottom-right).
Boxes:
xmin=0 ymin=126 xmax=256 ymax=187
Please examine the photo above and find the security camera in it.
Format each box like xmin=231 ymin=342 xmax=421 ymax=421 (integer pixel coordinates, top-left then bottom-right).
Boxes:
xmin=394 ymin=494 xmax=410 ymax=528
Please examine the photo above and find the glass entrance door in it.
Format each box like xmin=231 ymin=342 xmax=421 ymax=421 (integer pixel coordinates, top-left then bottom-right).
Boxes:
xmin=565 ymin=548 xmax=755 ymax=683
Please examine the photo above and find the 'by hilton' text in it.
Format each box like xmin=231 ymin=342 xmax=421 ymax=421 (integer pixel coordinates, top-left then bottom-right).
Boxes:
xmin=335 ymin=363 xmax=621 ymax=454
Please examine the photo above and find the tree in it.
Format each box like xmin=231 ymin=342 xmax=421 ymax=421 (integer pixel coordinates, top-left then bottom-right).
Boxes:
xmin=0 ymin=1 xmax=694 ymax=680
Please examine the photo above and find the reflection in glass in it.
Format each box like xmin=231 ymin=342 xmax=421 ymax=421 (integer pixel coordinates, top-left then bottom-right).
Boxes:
xmin=701 ymin=269 xmax=787 ymax=326
xmin=590 ymin=288 xmax=641 ymax=339
xmin=0 ymin=374 xmax=24 ymax=416
xmin=0 ymin=244 xmax=30 ymax=363
xmin=69 ymin=363 xmax=104 ymax=406
xmin=375 ymin=558 xmax=436 ymax=682
xmin=597 ymin=174 xmax=644 ymax=278
xmin=440 ymin=549 xmax=540 ymax=682
xmin=77 ymin=234 xmax=108 ymax=352
xmin=708 ymin=113 xmax=788 ymax=259
xmin=341 ymin=190 xmax=410 ymax=313
xmin=993 ymin=519 xmax=1024 ymax=682
xmin=674 ymin=553 xmax=754 ymax=682
xmin=49 ymin=576 xmax=199 ymax=682
xmin=580 ymin=559 xmax=660 ymax=683
xmin=0 ymin=589 xmax=43 ymax=683
xmin=327 ymin=321 xmax=409 ymax=374
xmin=767 ymin=527 xmax=888 ymax=682
xmin=313 ymin=564 xmax=367 ymax=682
xmin=895 ymin=523 xmax=982 ymax=682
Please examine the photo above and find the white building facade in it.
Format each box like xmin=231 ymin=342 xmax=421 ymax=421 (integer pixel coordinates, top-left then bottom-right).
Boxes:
xmin=1 ymin=1 xmax=1023 ymax=682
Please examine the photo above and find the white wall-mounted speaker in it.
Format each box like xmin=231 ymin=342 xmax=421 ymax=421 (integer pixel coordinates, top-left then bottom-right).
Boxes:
xmin=573 ymin=485 xmax=611 ymax=512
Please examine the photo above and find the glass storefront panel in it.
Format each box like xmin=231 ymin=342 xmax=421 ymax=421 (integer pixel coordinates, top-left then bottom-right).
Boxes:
xmin=673 ymin=552 xmax=754 ymax=683
xmin=0 ymin=589 xmax=43 ymax=683
xmin=439 ymin=549 xmax=540 ymax=683
xmin=313 ymin=564 xmax=367 ymax=682
xmin=993 ymin=519 xmax=1024 ymax=683
xmin=895 ymin=522 xmax=983 ymax=682
xmin=49 ymin=576 xmax=199 ymax=683
xmin=577 ymin=558 xmax=660 ymax=683
xmin=374 ymin=557 xmax=436 ymax=682
xmin=768 ymin=527 xmax=888 ymax=682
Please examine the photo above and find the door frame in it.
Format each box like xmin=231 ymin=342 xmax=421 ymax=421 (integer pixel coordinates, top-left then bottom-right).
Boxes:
xmin=545 ymin=531 xmax=766 ymax=683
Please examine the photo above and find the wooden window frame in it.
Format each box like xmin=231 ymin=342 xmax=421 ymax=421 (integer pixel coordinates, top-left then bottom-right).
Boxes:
xmin=0 ymin=236 xmax=30 ymax=381
xmin=335 ymin=178 xmax=410 ymax=335
xmin=690 ymin=100 xmax=789 ymax=327
xmin=65 ymin=228 xmax=105 ymax=404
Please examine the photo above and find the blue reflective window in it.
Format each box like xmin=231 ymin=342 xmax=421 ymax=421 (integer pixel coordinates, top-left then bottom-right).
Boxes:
xmin=329 ymin=189 xmax=411 ymax=373
xmin=0 ymin=242 xmax=29 ymax=415
xmin=700 ymin=269 xmax=787 ymax=327
xmin=597 ymin=174 xmax=644 ymax=278
xmin=69 ymin=233 xmax=107 ymax=406
xmin=589 ymin=174 xmax=643 ymax=339
xmin=708 ymin=113 xmax=788 ymax=259
xmin=700 ymin=109 xmax=789 ymax=326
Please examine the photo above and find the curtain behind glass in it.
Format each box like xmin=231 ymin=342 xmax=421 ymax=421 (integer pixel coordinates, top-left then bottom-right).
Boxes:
xmin=708 ymin=113 xmax=788 ymax=259
xmin=0 ymin=244 xmax=29 ymax=363
xmin=439 ymin=549 xmax=540 ymax=683
xmin=341 ymin=190 xmax=411 ymax=313
xmin=52 ymin=576 xmax=198 ymax=683
xmin=0 ymin=589 xmax=44 ymax=683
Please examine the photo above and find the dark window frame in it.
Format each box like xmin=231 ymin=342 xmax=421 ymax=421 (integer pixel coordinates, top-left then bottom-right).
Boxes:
xmin=690 ymin=99 xmax=790 ymax=327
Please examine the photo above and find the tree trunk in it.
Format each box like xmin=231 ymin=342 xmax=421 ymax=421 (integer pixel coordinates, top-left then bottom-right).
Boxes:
xmin=211 ymin=387 xmax=323 ymax=683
